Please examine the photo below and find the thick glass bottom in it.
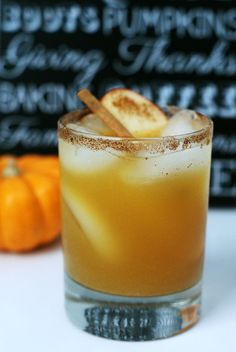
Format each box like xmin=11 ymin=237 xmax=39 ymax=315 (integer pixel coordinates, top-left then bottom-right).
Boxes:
xmin=65 ymin=273 xmax=201 ymax=341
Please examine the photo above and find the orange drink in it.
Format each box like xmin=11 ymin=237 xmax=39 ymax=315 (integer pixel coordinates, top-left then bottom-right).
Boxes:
xmin=58 ymin=90 xmax=213 ymax=340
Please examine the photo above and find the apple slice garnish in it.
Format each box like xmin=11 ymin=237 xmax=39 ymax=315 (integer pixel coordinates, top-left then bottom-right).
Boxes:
xmin=101 ymin=89 xmax=168 ymax=137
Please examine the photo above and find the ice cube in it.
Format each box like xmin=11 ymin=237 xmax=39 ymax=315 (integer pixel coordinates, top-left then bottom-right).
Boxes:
xmin=161 ymin=110 xmax=201 ymax=136
xmin=62 ymin=185 xmax=121 ymax=260
xmin=67 ymin=122 xmax=98 ymax=135
xmin=121 ymin=144 xmax=211 ymax=185
xmin=59 ymin=139 xmax=119 ymax=173
xmin=120 ymin=155 xmax=162 ymax=184
xmin=80 ymin=113 xmax=114 ymax=136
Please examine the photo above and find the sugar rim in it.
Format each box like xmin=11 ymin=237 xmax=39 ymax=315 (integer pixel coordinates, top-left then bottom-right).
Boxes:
xmin=58 ymin=107 xmax=213 ymax=153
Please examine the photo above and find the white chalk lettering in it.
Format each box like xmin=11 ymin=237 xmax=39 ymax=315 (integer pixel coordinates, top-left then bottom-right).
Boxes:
xmin=96 ymin=79 xmax=236 ymax=120
xmin=0 ymin=117 xmax=57 ymax=149
xmin=1 ymin=4 xmax=236 ymax=40
xmin=1 ymin=4 xmax=100 ymax=33
xmin=218 ymin=86 xmax=236 ymax=118
xmin=2 ymin=4 xmax=21 ymax=32
xmin=0 ymin=80 xmax=87 ymax=114
xmin=196 ymin=84 xmax=218 ymax=117
xmin=176 ymin=85 xmax=195 ymax=108
xmin=102 ymin=6 xmax=236 ymax=39
xmin=80 ymin=7 xmax=100 ymax=33
xmin=211 ymin=159 xmax=236 ymax=197
xmin=157 ymin=85 xmax=175 ymax=107
xmin=0 ymin=33 xmax=105 ymax=79
xmin=213 ymin=135 xmax=236 ymax=155
xmin=115 ymin=37 xmax=236 ymax=76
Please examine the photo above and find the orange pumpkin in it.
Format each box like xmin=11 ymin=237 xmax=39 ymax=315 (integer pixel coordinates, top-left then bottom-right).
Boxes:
xmin=0 ymin=155 xmax=60 ymax=252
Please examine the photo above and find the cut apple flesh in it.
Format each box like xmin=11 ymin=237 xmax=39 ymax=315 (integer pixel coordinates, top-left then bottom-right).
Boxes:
xmin=101 ymin=89 xmax=168 ymax=137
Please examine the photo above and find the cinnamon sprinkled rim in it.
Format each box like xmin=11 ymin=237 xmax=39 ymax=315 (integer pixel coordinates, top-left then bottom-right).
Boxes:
xmin=58 ymin=107 xmax=213 ymax=154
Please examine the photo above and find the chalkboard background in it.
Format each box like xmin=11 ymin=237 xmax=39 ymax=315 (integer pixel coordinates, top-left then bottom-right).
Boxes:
xmin=0 ymin=0 xmax=236 ymax=206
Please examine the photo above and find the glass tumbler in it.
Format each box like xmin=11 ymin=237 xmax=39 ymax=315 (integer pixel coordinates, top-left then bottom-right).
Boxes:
xmin=58 ymin=107 xmax=213 ymax=341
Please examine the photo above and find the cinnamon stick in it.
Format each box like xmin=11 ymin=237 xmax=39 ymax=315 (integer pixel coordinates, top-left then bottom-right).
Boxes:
xmin=77 ymin=89 xmax=133 ymax=137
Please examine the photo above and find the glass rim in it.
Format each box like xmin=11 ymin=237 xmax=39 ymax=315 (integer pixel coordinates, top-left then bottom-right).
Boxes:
xmin=58 ymin=107 xmax=213 ymax=153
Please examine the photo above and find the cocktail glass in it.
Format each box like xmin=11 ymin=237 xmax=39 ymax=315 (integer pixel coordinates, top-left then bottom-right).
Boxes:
xmin=58 ymin=107 xmax=213 ymax=341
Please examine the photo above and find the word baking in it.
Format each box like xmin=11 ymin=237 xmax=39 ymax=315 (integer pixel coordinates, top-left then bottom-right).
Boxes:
xmin=0 ymin=81 xmax=80 ymax=114
xmin=1 ymin=4 xmax=236 ymax=40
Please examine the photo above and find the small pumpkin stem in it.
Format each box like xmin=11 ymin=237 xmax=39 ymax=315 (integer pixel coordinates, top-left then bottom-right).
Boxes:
xmin=2 ymin=158 xmax=21 ymax=177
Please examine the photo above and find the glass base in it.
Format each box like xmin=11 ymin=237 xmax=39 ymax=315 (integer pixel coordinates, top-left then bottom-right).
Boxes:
xmin=65 ymin=273 xmax=201 ymax=341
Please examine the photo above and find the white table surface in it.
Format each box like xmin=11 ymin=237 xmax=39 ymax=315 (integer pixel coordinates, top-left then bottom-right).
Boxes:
xmin=0 ymin=209 xmax=235 ymax=352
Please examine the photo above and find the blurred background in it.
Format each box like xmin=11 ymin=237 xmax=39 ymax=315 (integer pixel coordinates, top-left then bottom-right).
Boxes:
xmin=0 ymin=0 xmax=235 ymax=207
